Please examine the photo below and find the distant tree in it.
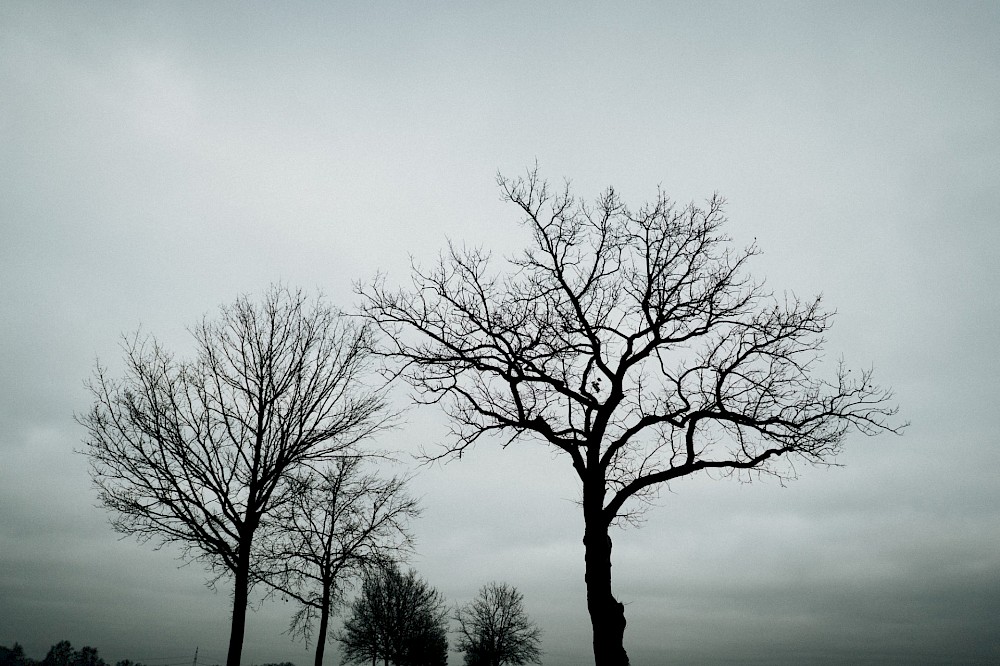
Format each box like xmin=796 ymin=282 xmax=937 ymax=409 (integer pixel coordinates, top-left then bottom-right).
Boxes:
xmin=72 ymin=648 xmax=104 ymax=666
xmin=38 ymin=642 xmax=105 ymax=666
xmin=41 ymin=642 xmax=75 ymax=666
xmin=259 ymin=456 xmax=419 ymax=666
xmin=338 ymin=566 xmax=448 ymax=666
xmin=360 ymin=169 xmax=904 ymax=665
xmin=455 ymin=583 xmax=542 ymax=666
xmin=0 ymin=643 xmax=33 ymax=666
xmin=79 ymin=285 xmax=393 ymax=666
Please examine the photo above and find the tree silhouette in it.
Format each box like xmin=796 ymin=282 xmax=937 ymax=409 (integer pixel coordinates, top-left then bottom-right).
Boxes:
xmin=455 ymin=582 xmax=542 ymax=666
xmin=72 ymin=648 xmax=103 ymax=666
xmin=41 ymin=642 xmax=75 ymax=666
xmin=360 ymin=169 xmax=904 ymax=665
xmin=0 ymin=643 xmax=32 ymax=666
xmin=258 ymin=456 xmax=419 ymax=666
xmin=79 ymin=285 xmax=392 ymax=666
xmin=337 ymin=565 xmax=448 ymax=666
xmin=38 ymin=642 xmax=105 ymax=666
xmin=0 ymin=643 xmax=140 ymax=666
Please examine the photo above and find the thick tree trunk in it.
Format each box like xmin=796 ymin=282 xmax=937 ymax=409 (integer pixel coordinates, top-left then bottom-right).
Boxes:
xmin=583 ymin=520 xmax=629 ymax=666
xmin=226 ymin=551 xmax=251 ymax=666
xmin=314 ymin=581 xmax=332 ymax=666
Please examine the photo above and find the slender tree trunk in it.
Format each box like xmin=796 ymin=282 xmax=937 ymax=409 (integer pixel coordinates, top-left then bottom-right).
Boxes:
xmin=314 ymin=581 xmax=332 ymax=666
xmin=226 ymin=548 xmax=252 ymax=666
xmin=583 ymin=516 xmax=629 ymax=665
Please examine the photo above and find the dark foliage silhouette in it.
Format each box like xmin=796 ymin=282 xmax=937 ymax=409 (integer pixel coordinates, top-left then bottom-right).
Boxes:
xmin=43 ymin=642 xmax=106 ymax=666
xmin=337 ymin=565 xmax=448 ymax=666
xmin=455 ymin=582 xmax=542 ymax=666
xmin=360 ymin=169 xmax=904 ymax=665
xmin=257 ymin=456 xmax=419 ymax=666
xmin=0 ymin=643 xmax=33 ymax=666
xmin=42 ymin=642 xmax=84 ymax=666
xmin=1 ymin=643 xmax=145 ymax=666
xmin=79 ymin=285 xmax=392 ymax=666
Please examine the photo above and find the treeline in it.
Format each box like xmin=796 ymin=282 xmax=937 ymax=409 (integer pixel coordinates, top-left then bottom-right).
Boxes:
xmin=0 ymin=643 xmax=294 ymax=666
xmin=326 ymin=565 xmax=541 ymax=666
xmin=1 ymin=570 xmax=542 ymax=666
xmin=0 ymin=641 xmax=147 ymax=666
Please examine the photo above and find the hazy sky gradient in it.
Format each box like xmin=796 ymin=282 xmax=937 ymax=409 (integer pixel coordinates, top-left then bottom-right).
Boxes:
xmin=2 ymin=2 xmax=998 ymax=665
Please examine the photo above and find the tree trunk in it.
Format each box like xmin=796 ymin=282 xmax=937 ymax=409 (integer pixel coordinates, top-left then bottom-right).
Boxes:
xmin=314 ymin=581 xmax=332 ymax=666
xmin=583 ymin=519 xmax=629 ymax=666
xmin=226 ymin=549 xmax=251 ymax=666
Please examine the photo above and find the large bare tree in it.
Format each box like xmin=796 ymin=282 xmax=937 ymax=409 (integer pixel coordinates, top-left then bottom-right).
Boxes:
xmin=79 ymin=286 xmax=391 ymax=666
xmin=359 ymin=170 xmax=903 ymax=665
xmin=258 ymin=456 xmax=419 ymax=666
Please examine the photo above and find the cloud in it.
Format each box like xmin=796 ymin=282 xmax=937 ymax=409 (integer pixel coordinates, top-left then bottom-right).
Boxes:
xmin=1 ymin=2 xmax=999 ymax=664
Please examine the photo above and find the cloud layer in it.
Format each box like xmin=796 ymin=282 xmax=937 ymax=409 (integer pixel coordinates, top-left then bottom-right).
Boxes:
xmin=2 ymin=2 xmax=998 ymax=664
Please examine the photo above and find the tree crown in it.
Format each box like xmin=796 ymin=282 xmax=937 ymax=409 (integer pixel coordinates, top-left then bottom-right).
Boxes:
xmin=80 ymin=285 xmax=392 ymax=572
xmin=361 ymin=170 xmax=903 ymax=526
xmin=455 ymin=582 xmax=543 ymax=666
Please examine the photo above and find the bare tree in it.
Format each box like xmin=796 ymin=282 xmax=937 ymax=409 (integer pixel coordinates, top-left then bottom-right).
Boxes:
xmin=455 ymin=582 xmax=542 ymax=666
xmin=258 ymin=456 xmax=420 ymax=666
xmin=359 ymin=169 xmax=904 ymax=665
xmin=79 ymin=285 xmax=392 ymax=666
xmin=337 ymin=565 xmax=449 ymax=666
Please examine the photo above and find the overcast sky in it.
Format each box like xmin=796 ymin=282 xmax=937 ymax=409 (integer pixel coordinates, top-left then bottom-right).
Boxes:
xmin=2 ymin=2 xmax=999 ymax=665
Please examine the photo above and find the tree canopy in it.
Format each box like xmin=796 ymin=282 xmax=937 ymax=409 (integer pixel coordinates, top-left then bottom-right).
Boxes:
xmin=338 ymin=566 xmax=449 ymax=666
xmin=455 ymin=582 xmax=542 ymax=666
xmin=258 ymin=456 xmax=419 ymax=666
xmin=360 ymin=169 xmax=903 ymax=665
xmin=79 ymin=285 xmax=392 ymax=666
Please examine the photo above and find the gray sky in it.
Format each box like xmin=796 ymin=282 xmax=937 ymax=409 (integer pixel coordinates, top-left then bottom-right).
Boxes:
xmin=2 ymin=2 xmax=998 ymax=664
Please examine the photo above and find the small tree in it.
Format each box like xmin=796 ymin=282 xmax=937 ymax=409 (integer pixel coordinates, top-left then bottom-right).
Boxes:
xmin=79 ymin=286 xmax=392 ymax=666
xmin=338 ymin=566 xmax=448 ymax=666
xmin=259 ymin=456 xmax=420 ymax=666
xmin=455 ymin=582 xmax=542 ymax=666
xmin=360 ymin=169 xmax=904 ymax=665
